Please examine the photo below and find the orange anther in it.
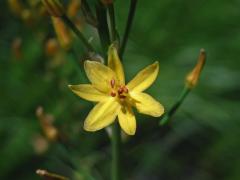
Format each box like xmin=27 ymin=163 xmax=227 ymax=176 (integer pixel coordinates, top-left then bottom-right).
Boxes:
xmin=110 ymin=79 xmax=115 ymax=88
xmin=110 ymin=92 xmax=116 ymax=97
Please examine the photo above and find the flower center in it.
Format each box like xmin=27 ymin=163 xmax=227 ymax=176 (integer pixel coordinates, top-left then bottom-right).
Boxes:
xmin=110 ymin=79 xmax=128 ymax=99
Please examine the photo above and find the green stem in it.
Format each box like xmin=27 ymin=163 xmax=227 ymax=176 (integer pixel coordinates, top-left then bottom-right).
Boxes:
xmin=61 ymin=15 xmax=95 ymax=52
xmin=160 ymin=86 xmax=191 ymax=125
xmin=107 ymin=3 xmax=121 ymax=180
xmin=107 ymin=4 xmax=117 ymax=42
xmin=119 ymin=0 xmax=138 ymax=58
xmin=111 ymin=122 xmax=121 ymax=180
xmin=96 ymin=2 xmax=110 ymax=53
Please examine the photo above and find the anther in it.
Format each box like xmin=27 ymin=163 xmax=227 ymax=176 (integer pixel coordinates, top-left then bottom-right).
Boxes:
xmin=123 ymin=86 xmax=128 ymax=93
xmin=110 ymin=79 xmax=115 ymax=88
xmin=118 ymin=87 xmax=124 ymax=94
xmin=110 ymin=92 xmax=116 ymax=97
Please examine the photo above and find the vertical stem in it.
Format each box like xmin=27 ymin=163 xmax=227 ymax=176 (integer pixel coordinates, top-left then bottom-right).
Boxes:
xmin=107 ymin=4 xmax=117 ymax=42
xmin=111 ymin=122 xmax=121 ymax=180
xmin=120 ymin=0 xmax=138 ymax=58
xmin=96 ymin=3 xmax=110 ymax=53
xmin=107 ymin=2 xmax=121 ymax=180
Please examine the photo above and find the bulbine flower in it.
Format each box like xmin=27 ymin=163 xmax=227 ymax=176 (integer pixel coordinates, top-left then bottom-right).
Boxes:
xmin=69 ymin=45 xmax=164 ymax=135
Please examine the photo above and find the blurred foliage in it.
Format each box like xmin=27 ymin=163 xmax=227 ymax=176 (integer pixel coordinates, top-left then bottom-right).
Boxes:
xmin=0 ymin=0 xmax=240 ymax=180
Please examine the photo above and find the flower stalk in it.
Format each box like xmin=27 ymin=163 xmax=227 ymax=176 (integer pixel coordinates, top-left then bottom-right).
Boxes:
xmin=111 ymin=122 xmax=122 ymax=180
xmin=96 ymin=2 xmax=110 ymax=52
xmin=120 ymin=0 xmax=138 ymax=58
xmin=159 ymin=49 xmax=206 ymax=125
xmin=107 ymin=4 xmax=117 ymax=42
xmin=160 ymin=86 xmax=190 ymax=125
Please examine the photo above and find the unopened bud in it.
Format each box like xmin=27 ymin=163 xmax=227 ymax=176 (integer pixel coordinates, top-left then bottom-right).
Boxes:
xmin=45 ymin=38 xmax=60 ymax=56
xmin=100 ymin=0 xmax=113 ymax=5
xmin=52 ymin=17 xmax=73 ymax=50
xmin=186 ymin=49 xmax=206 ymax=89
xmin=36 ymin=106 xmax=59 ymax=141
xmin=67 ymin=0 xmax=81 ymax=18
xmin=41 ymin=0 xmax=65 ymax=17
xmin=8 ymin=0 xmax=24 ymax=16
xmin=12 ymin=37 xmax=22 ymax=59
xmin=21 ymin=9 xmax=34 ymax=26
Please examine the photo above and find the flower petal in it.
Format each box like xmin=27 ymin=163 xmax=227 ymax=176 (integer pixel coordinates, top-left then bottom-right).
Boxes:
xmin=84 ymin=60 xmax=116 ymax=93
xmin=108 ymin=45 xmax=125 ymax=84
xmin=127 ymin=61 xmax=159 ymax=92
xmin=84 ymin=98 xmax=120 ymax=131
xmin=68 ymin=84 xmax=109 ymax=102
xmin=130 ymin=92 xmax=164 ymax=117
xmin=118 ymin=104 xmax=136 ymax=135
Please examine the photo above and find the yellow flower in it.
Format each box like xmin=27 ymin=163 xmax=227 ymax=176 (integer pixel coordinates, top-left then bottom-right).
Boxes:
xmin=69 ymin=45 xmax=164 ymax=135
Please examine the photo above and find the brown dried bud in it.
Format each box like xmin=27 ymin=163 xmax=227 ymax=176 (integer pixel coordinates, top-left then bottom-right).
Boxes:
xmin=186 ymin=49 xmax=206 ymax=89
xmin=41 ymin=0 xmax=65 ymax=17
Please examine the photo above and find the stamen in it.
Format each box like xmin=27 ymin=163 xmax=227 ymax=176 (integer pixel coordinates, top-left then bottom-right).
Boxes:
xmin=110 ymin=79 xmax=115 ymax=88
xmin=110 ymin=92 xmax=116 ymax=97
xmin=123 ymin=86 xmax=128 ymax=93
xmin=118 ymin=87 xmax=124 ymax=94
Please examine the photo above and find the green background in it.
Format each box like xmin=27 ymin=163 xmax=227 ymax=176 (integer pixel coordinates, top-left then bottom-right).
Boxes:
xmin=0 ymin=0 xmax=240 ymax=179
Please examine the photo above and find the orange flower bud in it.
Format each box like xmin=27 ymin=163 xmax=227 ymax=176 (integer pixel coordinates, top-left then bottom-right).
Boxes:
xmin=12 ymin=37 xmax=22 ymax=59
xmin=41 ymin=0 xmax=65 ymax=17
xmin=186 ymin=49 xmax=206 ymax=89
xmin=8 ymin=0 xmax=24 ymax=16
xmin=32 ymin=135 xmax=49 ymax=154
xmin=52 ymin=17 xmax=72 ymax=50
xmin=67 ymin=0 xmax=81 ymax=18
xmin=36 ymin=106 xmax=59 ymax=142
xmin=45 ymin=38 xmax=60 ymax=56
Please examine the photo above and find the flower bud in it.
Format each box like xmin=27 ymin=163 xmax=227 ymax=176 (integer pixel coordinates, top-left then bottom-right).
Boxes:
xmin=41 ymin=0 xmax=65 ymax=17
xmin=21 ymin=9 xmax=34 ymax=26
xmin=100 ymin=0 xmax=113 ymax=5
xmin=52 ymin=17 xmax=72 ymax=50
xmin=8 ymin=0 xmax=24 ymax=16
xmin=67 ymin=0 xmax=81 ymax=18
xmin=36 ymin=106 xmax=59 ymax=142
xmin=45 ymin=38 xmax=60 ymax=56
xmin=12 ymin=37 xmax=22 ymax=59
xmin=186 ymin=49 xmax=206 ymax=89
